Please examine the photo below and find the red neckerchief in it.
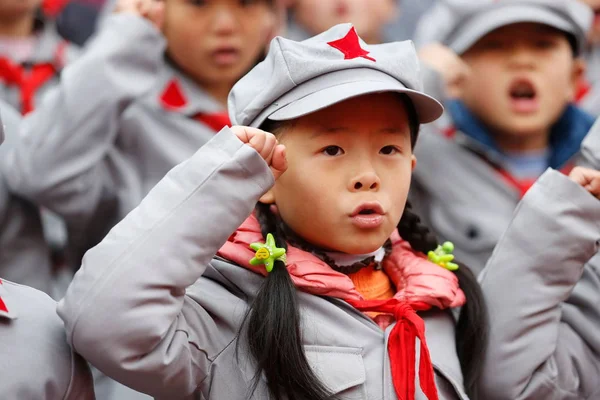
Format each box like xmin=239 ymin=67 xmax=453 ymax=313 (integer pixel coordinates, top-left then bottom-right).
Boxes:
xmin=575 ymin=78 xmax=592 ymax=104
xmin=444 ymin=126 xmax=573 ymax=198
xmin=0 ymin=279 xmax=8 ymax=313
xmin=42 ymin=0 xmax=70 ymax=17
xmin=0 ymin=42 xmax=66 ymax=115
xmin=216 ymin=215 xmax=467 ymax=400
xmin=159 ymin=78 xmax=231 ymax=132
xmin=345 ymin=298 xmax=439 ymax=400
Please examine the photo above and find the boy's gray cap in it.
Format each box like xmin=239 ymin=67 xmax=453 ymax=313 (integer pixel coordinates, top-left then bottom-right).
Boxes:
xmin=228 ymin=23 xmax=443 ymax=128
xmin=414 ymin=0 xmax=593 ymax=55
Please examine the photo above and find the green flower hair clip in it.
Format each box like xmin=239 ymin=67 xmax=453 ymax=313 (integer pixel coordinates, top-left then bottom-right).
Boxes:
xmin=427 ymin=242 xmax=459 ymax=271
xmin=249 ymin=233 xmax=287 ymax=273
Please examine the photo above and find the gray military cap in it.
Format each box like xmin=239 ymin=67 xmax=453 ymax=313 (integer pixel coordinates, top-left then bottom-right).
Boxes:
xmin=228 ymin=23 xmax=444 ymax=128
xmin=414 ymin=0 xmax=593 ymax=55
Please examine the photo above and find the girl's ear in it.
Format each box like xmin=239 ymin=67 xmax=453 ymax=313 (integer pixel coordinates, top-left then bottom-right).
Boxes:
xmin=259 ymin=189 xmax=276 ymax=204
xmin=411 ymin=155 xmax=417 ymax=171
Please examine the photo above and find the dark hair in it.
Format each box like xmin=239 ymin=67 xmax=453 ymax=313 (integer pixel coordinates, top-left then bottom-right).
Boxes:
xmin=395 ymin=201 xmax=488 ymax=398
xmin=242 ymin=202 xmax=335 ymax=400
xmin=242 ymin=94 xmax=488 ymax=399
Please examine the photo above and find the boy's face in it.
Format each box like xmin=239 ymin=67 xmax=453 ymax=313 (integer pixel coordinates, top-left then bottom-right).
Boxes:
xmin=163 ymin=0 xmax=275 ymax=92
xmin=293 ymin=0 xmax=395 ymax=43
xmin=261 ymin=93 xmax=416 ymax=255
xmin=460 ymin=23 xmax=584 ymax=149
xmin=0 ymin=0 xmax=42 ymax=19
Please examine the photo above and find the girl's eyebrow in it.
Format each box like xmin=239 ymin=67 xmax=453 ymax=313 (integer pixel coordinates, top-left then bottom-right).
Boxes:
xmin=310 ymin=127 xmax=350 ymax=138
xmin=379 ymin=127 xmax=406 ymax=134
xmin=310 ymin=126 xmax=407 ymax=139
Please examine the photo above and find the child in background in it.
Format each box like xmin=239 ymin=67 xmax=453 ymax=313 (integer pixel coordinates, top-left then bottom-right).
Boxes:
xmin=57 ymin=24 xmax=490 ymax=400
xmin=0 ymin=105 xmax=95 ymax=399
xmin=2 ymin=0 xmax=279 ymax=266
xmin=413 ymin=1 xmax=600 ymax=398
xmin=0 ymin=0 xmax=78 ymax=114
xmin=0 ymin=100 xmax=53 ymax=294
xmin=413 ymin=0 xmax=595 ymax=271
xmin=0 ymin=0 xmax=79 ymax=289
xmin=286 ymin=0 xmax=397 ymax=44
xmin=0 ymin=277 xmax=96 ymax=399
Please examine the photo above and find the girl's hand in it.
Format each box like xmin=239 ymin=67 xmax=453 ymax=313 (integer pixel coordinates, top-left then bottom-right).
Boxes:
xmin=569 ymin=167 xmax=600 ymax=199
xmin=418 ymin=43 xmax=470 ymax=99
xmin=231 ymin=126 xmax=287 ymax=180
xmin=114 ymin=0 xmax=164 ymax=30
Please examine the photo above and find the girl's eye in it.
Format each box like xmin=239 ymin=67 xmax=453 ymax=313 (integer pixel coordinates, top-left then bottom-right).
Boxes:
xmin=380 ymin=146 xmax=399 ymax=155
xmin=322 ymin=146 xmax=344 ymax=156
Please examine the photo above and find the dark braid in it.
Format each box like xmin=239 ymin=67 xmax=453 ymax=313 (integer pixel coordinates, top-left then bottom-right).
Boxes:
xmin=240 ymin=203 xmax=335 ymax=400
xmin=397 ymin=201 xmax=489 ymax=399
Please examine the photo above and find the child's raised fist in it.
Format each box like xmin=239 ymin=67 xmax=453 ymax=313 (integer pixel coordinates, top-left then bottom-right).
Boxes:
xmin=418 ymin=43 xmax=471 ymax=99
xmin=569 ymin=167 xmax=600 ymax=199
xmin=231 ymin=126 xmax=287 ymax=180
xmin=114 ymin=0 xmax=164 ymax=30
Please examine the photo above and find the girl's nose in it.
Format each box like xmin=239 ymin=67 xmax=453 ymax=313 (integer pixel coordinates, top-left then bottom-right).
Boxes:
xmin=349 ymin=171 xmax=380 ymax=192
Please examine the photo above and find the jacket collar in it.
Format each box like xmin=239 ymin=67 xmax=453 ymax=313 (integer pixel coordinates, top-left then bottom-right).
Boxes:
xmin=217 ymin=215 xmax=465 ymax=310
xmin=447 ymin=99 xmax=595 ymax=169
xmin=0 ymin=279 xmax=18 ymax=320
xmin=157 ymin=61 xmax=224 ymax=118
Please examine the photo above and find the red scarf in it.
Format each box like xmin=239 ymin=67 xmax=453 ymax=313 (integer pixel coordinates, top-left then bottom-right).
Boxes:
xmin=218 ymin=215 xmax=466 ymax=400
xmin=159 ymin=78 xmax=232 ymax=132
xmin=0 ymin=280 xmax=7 ymax=313
xmin=0 ymin=39 xmax=67 ymax=115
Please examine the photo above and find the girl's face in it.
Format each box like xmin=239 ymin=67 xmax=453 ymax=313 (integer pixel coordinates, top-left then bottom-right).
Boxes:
xmin=293 ymin=0 xmax=395 ymax=44
xmin=261 ymin=93 xmax=416 ymax=255
xmin=163 ymin=0 xmax=275 ymax=92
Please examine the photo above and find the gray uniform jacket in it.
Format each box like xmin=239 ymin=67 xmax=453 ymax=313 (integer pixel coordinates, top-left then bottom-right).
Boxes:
xmin=0 ymin=101 xmax=52 ymax=293
xmin=411 ymin=127 xmax=600 ymax=399
xmin=0 ymin=278 xmax=95 ymax=399
xmin=57 ymin=128 xmax=471 ymax=400
xmin=2 ymin=14 xmax=222 ymax=264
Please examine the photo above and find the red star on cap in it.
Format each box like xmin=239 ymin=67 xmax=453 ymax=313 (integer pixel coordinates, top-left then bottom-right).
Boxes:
xmin=327 ymin=27 xmax=376 ymax=62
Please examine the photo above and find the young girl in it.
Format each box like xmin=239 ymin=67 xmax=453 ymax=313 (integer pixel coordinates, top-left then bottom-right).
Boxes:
xmin=57 ymin=24 xmax=489 ymax=400
xmin=2 ymin=0 xmax=279 ymax=266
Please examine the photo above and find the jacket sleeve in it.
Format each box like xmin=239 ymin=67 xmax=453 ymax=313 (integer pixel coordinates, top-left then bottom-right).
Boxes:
xmin=57 ymin=127 xmax=274 ymax=398
xmin=1 ymin=14 xmax=165 ymax=226
xmin=477 ymin=169 xmax=600 ymax=400
xmin=580 ymin=118 xmax=600 ymax=170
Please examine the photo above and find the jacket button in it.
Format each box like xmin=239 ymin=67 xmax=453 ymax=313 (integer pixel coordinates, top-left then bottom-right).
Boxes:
xmin=466 ymin=226 xmax=479 ymax=239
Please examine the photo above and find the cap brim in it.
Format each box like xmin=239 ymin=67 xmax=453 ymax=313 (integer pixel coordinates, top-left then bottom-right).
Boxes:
xmin=450 ymin=5 xmax=578 ymax=54
xmin=269 ymin=80 xmax=443 ymax=125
